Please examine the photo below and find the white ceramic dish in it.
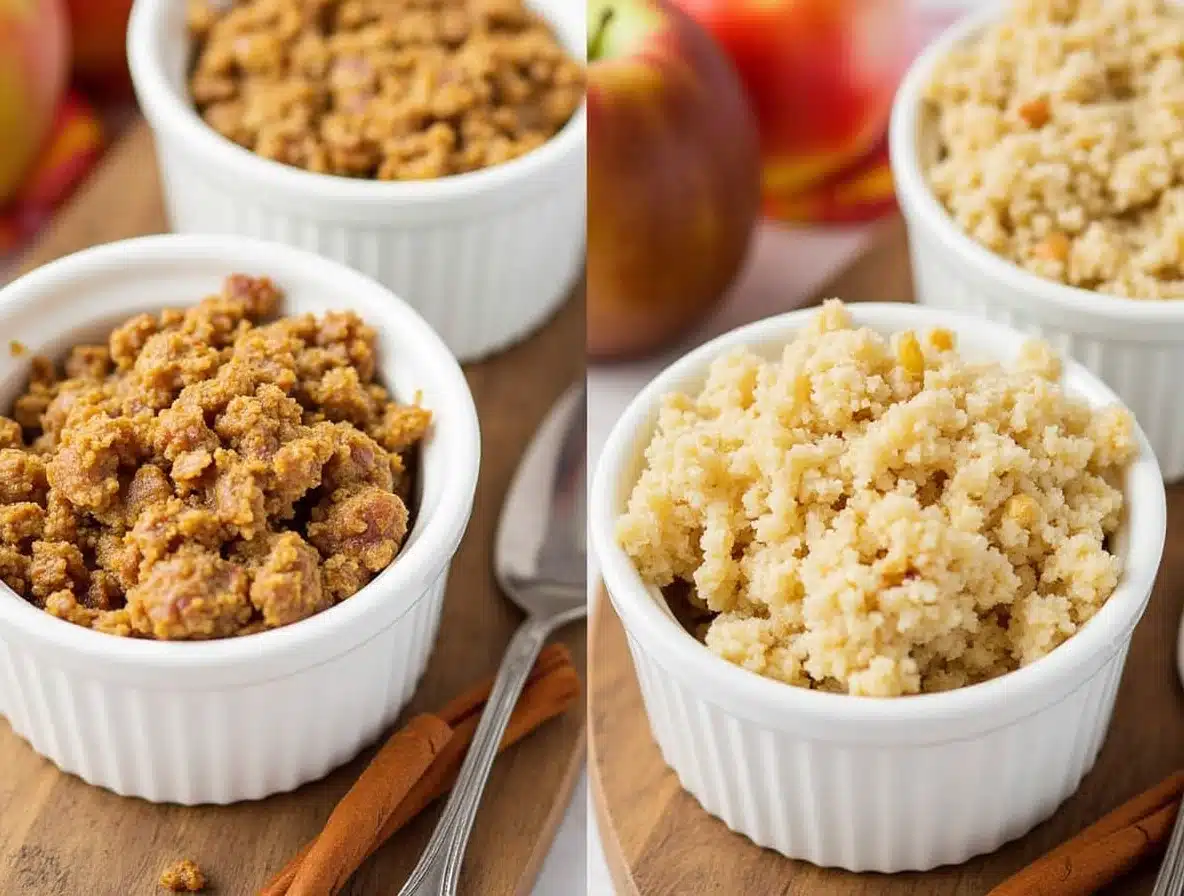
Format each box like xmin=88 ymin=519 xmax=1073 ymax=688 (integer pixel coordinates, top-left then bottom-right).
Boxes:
xmin=0 ymin=235 xmax=480 ymax=805
xmin=127 ymin=0 xmax=586 ymax=363
xmin=890 ymin=4 xmax=1184 ymax=482
xmin=591 ymin=302 xmax=1166 ymax=872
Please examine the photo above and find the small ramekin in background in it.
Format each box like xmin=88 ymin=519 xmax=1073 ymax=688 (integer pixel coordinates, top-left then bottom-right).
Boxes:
xmin=127 ymin=0 xmax=586 ymax=363
xmin=891 ymin=5 xmax=1184 ymax=481
xmin=0 ymin=235 xmax=480 ymax=805
xmin=591 ymin=303 xmax=1166 ymax=873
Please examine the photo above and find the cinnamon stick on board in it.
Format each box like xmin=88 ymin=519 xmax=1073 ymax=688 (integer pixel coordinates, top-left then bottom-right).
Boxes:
xmin=262 ymin=644 xmax=580 ymax=896
xmin=988 ymin=770 xmax=1184 ymax=896
xmin=286 ymin=714 xmax=453 ymax=896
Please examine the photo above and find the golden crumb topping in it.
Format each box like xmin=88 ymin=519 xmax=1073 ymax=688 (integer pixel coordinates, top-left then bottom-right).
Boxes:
xmin=925 ymin=0 xmax=1184 ymax=299
xmin=618 ymin=301 xmax=1135 ymax=696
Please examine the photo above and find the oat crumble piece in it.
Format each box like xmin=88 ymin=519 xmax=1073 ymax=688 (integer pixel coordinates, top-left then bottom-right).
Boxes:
xmin=617 ymin=300 xmax=1136 ymax=697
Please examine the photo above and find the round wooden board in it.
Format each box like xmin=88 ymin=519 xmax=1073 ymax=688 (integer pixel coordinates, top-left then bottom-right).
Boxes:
xmin=589 ymin=226 xmax=1184 ymax=896
xmin=590 ymin=564 xmax=1184 ymax=896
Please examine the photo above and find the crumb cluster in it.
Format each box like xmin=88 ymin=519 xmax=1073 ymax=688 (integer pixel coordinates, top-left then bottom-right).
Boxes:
xmin=618 ymin=301 xmax=1135 ymax=696
xmin=925 ymin=0 xmax=1184 ymax=299
xmin=188 ymin=0 xmax=585 ymax=180
xmin=160 ymin=859 xmax=206 ymax=892
xmin=0 ymin=275 xmax=430 ymax=640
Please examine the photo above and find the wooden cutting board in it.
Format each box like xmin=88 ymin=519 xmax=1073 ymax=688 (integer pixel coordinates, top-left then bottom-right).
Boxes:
xmin=590 ymin=217 xmax=1184 ymax=896
xmin=0 ymin=122 xmax=586 ymax=896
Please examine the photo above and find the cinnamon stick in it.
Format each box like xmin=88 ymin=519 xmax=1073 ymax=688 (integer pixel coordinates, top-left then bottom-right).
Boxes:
xmin=261 ymin=646 xmax=580 ymax=896
xmin=286 ymin=714 xmax=453 ymax=896
xmin=988 ymin=770 xmax=1184 ymax=896
xmin=435 ymin=643 xmax=573 ymax=726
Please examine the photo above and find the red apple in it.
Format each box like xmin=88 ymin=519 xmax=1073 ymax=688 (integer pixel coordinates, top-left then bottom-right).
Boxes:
xmin=0 ymin=0 xmax=69 ymax=204
xmin=588 ymin=0 xmax=761 ymax=359
xmin=64 ymin=0 xmax=134 ymax=95
xmin=674 ymin=0 xmax=909 ymax=210
xmin=0 ymin=89 xmax=104 ymax=253
xmin=766 ymin=136 xmax=897 ymax=225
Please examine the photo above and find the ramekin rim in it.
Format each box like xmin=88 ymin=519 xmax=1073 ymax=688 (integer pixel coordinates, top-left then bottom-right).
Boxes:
xmin=0 ymin=234 xmax=481 ymax=670
xmin=126 ymin=0 xmax=587 ymax=206
xmin=888 ymin=4 xmax=1184 ymax=328
xmin=590 ymin=302 xmax=1167 ymax=731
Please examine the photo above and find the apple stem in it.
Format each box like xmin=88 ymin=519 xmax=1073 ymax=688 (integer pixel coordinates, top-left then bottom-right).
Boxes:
xmin=589 ymin=6 xmax=615 ymax=61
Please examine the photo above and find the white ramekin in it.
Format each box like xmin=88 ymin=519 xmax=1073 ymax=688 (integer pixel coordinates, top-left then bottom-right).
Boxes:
xmin=127 ymin=0 xmax=586 ymax=363
xmin=591 ymin=303 xmax=1167 ymax=873
xmin=890 ymin=5 xmax=1184 ymax=482
xmin=0 ymin=235 xmax=480 ymax=805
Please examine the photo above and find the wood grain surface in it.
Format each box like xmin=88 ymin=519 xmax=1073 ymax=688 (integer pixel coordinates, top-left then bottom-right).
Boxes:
xmin=590 ymin=217 xmax=1184 ymax=896
xmin=0 ymin=122 xmax=587 ymax=896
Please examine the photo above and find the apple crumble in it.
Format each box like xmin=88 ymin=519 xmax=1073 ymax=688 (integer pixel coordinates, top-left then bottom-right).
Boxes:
xmin=0 ymin=274 xmax=431 ymax=640
xmin=618 ymin=301 xmax=1136 ymax=696
xmin=924 ymin=0 xmax=1184 ymax=299
xmin=187 ymin=0 xmax=585 ymax=180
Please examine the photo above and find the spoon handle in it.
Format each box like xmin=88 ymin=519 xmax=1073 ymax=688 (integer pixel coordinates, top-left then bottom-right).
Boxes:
xmin=397 ymin=616 xmax=554 ymax=896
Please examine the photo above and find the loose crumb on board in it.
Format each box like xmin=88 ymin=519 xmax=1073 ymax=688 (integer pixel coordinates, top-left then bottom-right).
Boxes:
xmin=8 ymin=340 xmax=26 ymax=357
xmin=159 ymin=858 xmax=206 ymax=892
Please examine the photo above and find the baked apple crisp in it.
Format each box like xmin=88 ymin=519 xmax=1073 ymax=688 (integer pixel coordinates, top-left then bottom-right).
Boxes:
xmin=0 ymin=275 xmax=430 ymax=640
xmin=618 ymin=301 xmax=1136 ymax=696
xmin=187 ymin=0 xmax=585 ymax=179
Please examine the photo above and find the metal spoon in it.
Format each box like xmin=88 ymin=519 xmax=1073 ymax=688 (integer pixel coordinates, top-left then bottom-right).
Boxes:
xmin=398 ymin=383 xmax=587 ymax=896
xmin=1159 ymin=630 xmax=1184 ymax=894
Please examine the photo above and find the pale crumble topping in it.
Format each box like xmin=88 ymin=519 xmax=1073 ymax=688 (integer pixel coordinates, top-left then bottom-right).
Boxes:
xmin=617 ymin=301 xmax=1136 ymax=697
xmin=924 ymin=0 xmax=1184 ymax=299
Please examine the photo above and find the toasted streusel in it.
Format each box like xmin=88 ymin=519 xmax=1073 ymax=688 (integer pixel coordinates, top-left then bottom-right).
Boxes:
xmin=188 ymin=0 xmax=585 ymax=180
xmin=618 ymin=301 xmax=1135 ymax=696
xmin=0 ymin=275 xmax=430 ymax=640
xmin=925 ymin=0 xmax=1184 ymax=299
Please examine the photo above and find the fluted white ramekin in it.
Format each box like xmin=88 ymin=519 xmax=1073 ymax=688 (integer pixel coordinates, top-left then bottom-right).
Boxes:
xmin=0 ymin=235 xmax=480 ymax=805
xmin=591 ymin=303 xmax=1166 ymax=873
xmin=890 ymin=5 xmax=1184 ymax=482
xmin=127 ymin=0 xmax=586 ymax=363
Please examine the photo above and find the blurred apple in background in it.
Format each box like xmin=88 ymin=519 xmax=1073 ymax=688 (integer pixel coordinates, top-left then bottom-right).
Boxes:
xmin=674 ymin=0 xmax=909 ymax=222
xmin=0 ymin=0 xmax=69 ymax=204
xmin=588 ymin=0 xmax=761 ymax=360
xmin=0 ymin=90 xmax=103 ymax=252
xmin=64 ymin=0 xmax=134 ymax=95
xmin=768 ymin=136 xmax=896 ymax=224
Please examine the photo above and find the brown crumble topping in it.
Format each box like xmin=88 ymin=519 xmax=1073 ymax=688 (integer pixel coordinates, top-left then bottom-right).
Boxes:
xmin=0 ymin=275 xmax=431 ymax=640
xmin=187 ymin=0 xmax=585 ymax=180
